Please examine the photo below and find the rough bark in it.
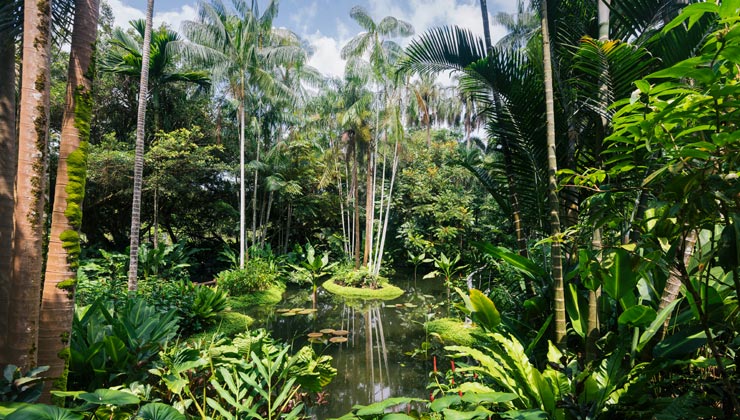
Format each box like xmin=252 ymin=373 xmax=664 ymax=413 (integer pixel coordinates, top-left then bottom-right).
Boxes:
xmin=7 ymin=0 xmax=53 ymax=369
xmin=0 ymin=21 xmax=17 ymax=360
xmin=127 ymin=0 xmax=154 ymax=291
xmin=38 ymin=0 xmax=99 ymax=397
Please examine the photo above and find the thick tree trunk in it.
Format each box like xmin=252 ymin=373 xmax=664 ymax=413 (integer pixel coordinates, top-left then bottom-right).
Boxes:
xmin=7 ymin=0 xmax=53 ymax=369
xmin=659 ymin=230 xmax=696 ymax=335
xmin=127 ymin=0 xmax=155 ymax=291
xmin=0 ymin=23 xmax=17 ymax=359
xmin=38 ymin=0 xmax=99 ymax=397
xmin=541 ymin=0 xmax=566 ymax=349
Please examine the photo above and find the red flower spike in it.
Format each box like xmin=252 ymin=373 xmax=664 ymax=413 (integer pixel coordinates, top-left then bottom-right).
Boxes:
xmin=433 ymin=356 xmax=437 ymax=373
xmin=451 ymin=360 xmax=456 ymax=372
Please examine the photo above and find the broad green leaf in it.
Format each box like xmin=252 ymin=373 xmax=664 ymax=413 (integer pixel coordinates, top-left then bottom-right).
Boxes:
xmin=430 ymin=395 xmax=461 ymax=412
xmin=602 ymin=248 xmax=637 ymax=301
xmin=78 ymin=389 xmax=140 ymax=406
xmin=441 ymin=406 xmax=491 ymax=420
xmin=460 ymin=390 xmax=517 ymax=404
xmin=653 ymin=328 xmax=707 ymax=359
xmin=383 ymin=414 xmax=416 ymax=420
xmin=474 ymin=243 xmax=545 ymax=279
xmin=137 ymin=403 xmax=186 ymax=420
xmin=618 ymin=305 xmax=657 ymax=328
xmin=501 ymin=409 xmax=548 ymax=419
xmin=6 ymin=404 xmax=83 ymax=420
xmin=355 ymin=398 xmax=424 ymax=416
xmin=469 ymin=289 xmax=500 ymax=330
xmin=565 ymin=283 xmax=586 ymax=338
xmin=637 ymin=299 xmax=681 ymax=352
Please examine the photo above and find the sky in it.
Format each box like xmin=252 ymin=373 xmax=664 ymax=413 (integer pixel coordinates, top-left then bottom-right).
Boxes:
xmin=105 ymin=0 xmax=519 ymax=78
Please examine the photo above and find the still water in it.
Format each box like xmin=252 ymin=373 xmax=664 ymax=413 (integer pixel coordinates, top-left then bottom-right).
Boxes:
xmin=249 ymin=278 xmax=448 ymax=419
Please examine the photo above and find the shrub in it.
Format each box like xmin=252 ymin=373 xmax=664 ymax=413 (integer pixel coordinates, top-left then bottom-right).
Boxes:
xmin=139 ymin=280 xmax=229 ymax=335
xmin=215 ymin=258 xmax=280 ymax=295
xmin=330 ymin=265 xmax=385 ymax=289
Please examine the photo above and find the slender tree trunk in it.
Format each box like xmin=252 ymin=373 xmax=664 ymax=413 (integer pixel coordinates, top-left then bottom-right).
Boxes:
xmin=598 ymin=0 xmax=610 ymax=41
xmin=479 ymin=0 xmax=492 ymax=53
xmin=363 ymin=140 xmax=374 ymax=267
xmin=374 ymin=132 xmax=400 ymax=275
xmin=251 ymin=128 xmax=259 ymax=252
xmin=153 ymin=185 xmax=158 ymax=248
xmin=586 ymin=227 xmax=602 ymax=362
xmin=284 ymin=202 xmax=292 ymax=253
xmin=7 ymin=0 xmax=53 ymax=369
xmin=38 ymin=0 xmax=99 ymax=396
xmin=261 ymin=190 xmax=273 ymax=248
xmin=373 ymin=151 xmax=386 ymax=266
xmin=239 ymin=94 xmax=245 ymax=267
xmin=0 ymin=23 xmax=17 ymax=360
xmin=659 ymin=230 xmax=696 ymax=335
xmin=127 ymin=0 xmax=154 ymax=292
xmin=352 ymin=136 xmax=360 ymax=268
xmin=541 ymin=0 xmax=566 ymax=348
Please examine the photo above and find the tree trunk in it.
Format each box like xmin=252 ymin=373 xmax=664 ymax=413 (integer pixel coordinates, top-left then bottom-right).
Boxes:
xmin=586 ymin=228 xmax=602 ymax=362
xmin=363 ymin=140 xmax=374 ymax=267
xmin=0 ymin=22 xmax=17 ymax=359
xmin=127 ymin=0 xmax=155 ymax=292
xmin=352 ymin=135 xmax=361 ymax=268
xmin=251 ymin=128 xmax=259 ymax=253
xmin=541 ymin=0 xmax=566 ymax=349
xmin=659 ymin=230 xmax=696 ymax=335
xmin=38 ymin=0 xmax=99 ymax=397
xmin=239 ymin=97 xmax=246 ymax=267
xmin=261 ymin=190 xmax=273 ymax=248
xmin=374 ymin=134 xmax=400 ymax=276
xmin=7 ymin=0 xmax=53 ymax=369
xmin=479 ymin=0 xmax=492 ymax=53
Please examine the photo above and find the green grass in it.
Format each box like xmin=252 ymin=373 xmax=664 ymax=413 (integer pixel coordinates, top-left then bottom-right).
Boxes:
xmin=322 ymin=279 xmax=404 ymax=300
xmin=228 ymin=283 xmax=285 ymax=311
xmin=425 ymin=318 xmax=483 ymax=346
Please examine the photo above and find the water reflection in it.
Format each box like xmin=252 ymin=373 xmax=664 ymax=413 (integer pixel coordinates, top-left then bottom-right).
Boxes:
xmin=250 ymin=278 xmax=446 ymax=419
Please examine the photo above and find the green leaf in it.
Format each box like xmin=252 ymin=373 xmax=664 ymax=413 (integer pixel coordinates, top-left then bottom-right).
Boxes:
xmin=78 ymin=389 xmax=140 ymax=406
xmin=460 ymin=391 xmax=517 ymax=404
xmin=6 ymin=404 xmax=84 ymax=420
xmin=653 ymin=328 xmax=707 ymax=359
xmin=500 ymin=409 xmax=549 ymax=419
xmin=383 ymin=414 xmax=416 ymax=420
xmin=469 ymin=289 xmax=501 ymax=330
xmin=637 ymin=299 xmax=681 ymax=352
xmin=441 ymin=406 xmax=492 ymax=420
xmin=602 ymin=248 xmax=637 ymax=301
xmin=474 ymin=243 xmax=545 ymax=279
xmin=618 ymin=305 xmax=657 ymax=328
xmin=430 ymin=395 xmax=461 ymax=412
xmin=137 ymin=403 xmax=186 ymax=420
xmin=354 ymin=398 xmax=424 ymax=416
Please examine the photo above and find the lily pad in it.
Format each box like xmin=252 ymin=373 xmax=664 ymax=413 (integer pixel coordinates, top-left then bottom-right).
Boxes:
xmin=281 ymin=312 xmax=297 ymax=317
xmin=275 ymin=308 xmax=290 ymax=313
xmin=307 ymin=332 xmax=324 ymax=338
xmin=320 ymin=328 xmax=336 ymax=334
xmin=333 ymin=330 xmax=349 ymax=336
xmin=329 ymin=337 xmax=348 ymax=343
xmin=298 ymin=309 xmax=317 ymax=315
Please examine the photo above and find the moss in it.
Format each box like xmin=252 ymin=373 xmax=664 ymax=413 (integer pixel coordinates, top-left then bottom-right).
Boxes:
xmin=322 ymin=279 xmax=404 ymax=300
xmin=29 ymin=72 xmax=48 ymax=229
xmin=228 ymin=283 xmax=285 ymax=311
xmin=425 ymin=318 xmax=483 ymax=347
xmin=188 ymin=311 xmax=254 ymax=342
xmin=51 ymin=347 xmax=70 ymax=406
xmin=59 ymin=86 xmax=92 ymax=271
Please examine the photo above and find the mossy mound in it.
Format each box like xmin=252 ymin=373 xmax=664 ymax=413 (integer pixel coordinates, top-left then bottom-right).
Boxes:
xmin=228 ymin=283 xmax=285 ymax=311
xmin=426 ymin=318 xmax=483 ymax=346
xmin=322 ymin=279 xmax=404 ymax=300
xmin=189 ymin=311 xmax=254 ymax=342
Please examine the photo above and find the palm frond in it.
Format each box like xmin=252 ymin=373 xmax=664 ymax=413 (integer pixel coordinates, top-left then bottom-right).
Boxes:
xmin=397 ymin=26 xmax=486 ymax=77
xmin=349 ymin=5 xmax=376 ymax=32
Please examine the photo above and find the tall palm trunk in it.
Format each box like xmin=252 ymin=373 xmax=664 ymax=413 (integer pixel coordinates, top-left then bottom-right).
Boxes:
xmin=541 ymin=0 xmax=566 ymax=348
xmin=127 ymin=0 xmax=155 ymax=292
xmin=38 ymin=0 xmax=99 ymax=394
xmin=351 ymin=134 xmax=361 ymax=268
xmin=479 ymin=0 xmax=492 ymax=52
xmin=239 ymin=95 xmax=246 ymax=267
xmin=7 ymin=0 xmax=53 ymax=369
xmin=0 ymin=22 xmax=17 ymax=358
xmin=251 ymin=127 xmax=260 ymax=252
xmin=363 ymin=140 xmax=374 ymax=267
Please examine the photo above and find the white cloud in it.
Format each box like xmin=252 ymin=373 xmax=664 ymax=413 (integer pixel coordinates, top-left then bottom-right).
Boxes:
xmin=107 ymin=0 xmax=197 ymax=32
xmin=367 ymin=0 xmax=516 ymax=45
xmin=154 ymin=5 xmax=198 ymax=32
xmin=290 ymin=1 xmax=318 ymax=35
xmin=305 ymin=31 xmax=347 ymax=79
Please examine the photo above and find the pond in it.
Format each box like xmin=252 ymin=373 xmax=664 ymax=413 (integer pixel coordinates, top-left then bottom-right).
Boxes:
xmin=248 ymin=276 xmax=449 ymax=419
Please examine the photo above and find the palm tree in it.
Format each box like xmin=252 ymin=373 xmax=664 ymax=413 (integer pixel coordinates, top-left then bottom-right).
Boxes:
xmin=101 ymin=19 xmax=210 ymax=248
xmin=38 ymin=0 xmax=100 ymax=394
xmin=101 ymin=19 xmax=211 ymax=133
xmin=539 ymin=0 xmax=566 ymax=348
xmin=341 ymin=5 xmax=413 ymax=269
xmin=127 ymin=0 xmax=155 ymax=292
xmin=6 ymin=0 xmax=53 ymax=369
xmin=182 ymin=0 xmax=303 ymax=267
xmin=493 ymin=0 xmax=538 ymax=49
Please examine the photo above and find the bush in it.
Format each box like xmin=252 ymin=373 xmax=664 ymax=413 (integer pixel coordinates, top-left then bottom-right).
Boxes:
xmin=330 ymin=265 xmax=385 ymax=289
xmin=215 ymin=258 xmax=280 ymax=295
xmin=140 ymin=280 xmax=228 ymax=335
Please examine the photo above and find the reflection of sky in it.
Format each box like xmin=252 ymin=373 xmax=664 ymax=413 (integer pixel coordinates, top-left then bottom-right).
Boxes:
xmin=106 ymin=0 xmax=518 ymax=79
xmin=252 ymin=278 xmax=447 ymax=418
